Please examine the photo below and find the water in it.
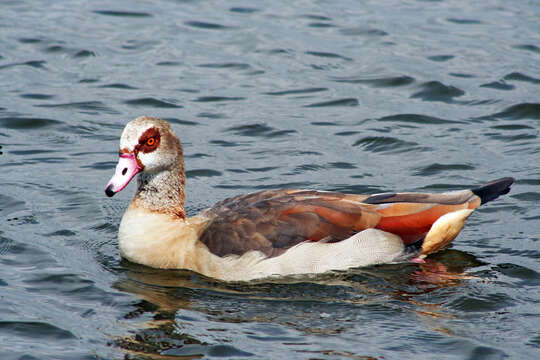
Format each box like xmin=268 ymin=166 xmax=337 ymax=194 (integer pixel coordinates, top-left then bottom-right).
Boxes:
xmin=1 ymin=0 xmax=539 ymax=358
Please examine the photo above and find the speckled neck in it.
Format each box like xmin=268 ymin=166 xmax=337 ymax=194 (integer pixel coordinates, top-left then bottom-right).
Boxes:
xmin=133 ymin=158 xmax=186 ymax=219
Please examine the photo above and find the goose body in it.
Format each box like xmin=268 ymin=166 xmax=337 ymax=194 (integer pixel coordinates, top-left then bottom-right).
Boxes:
xmin=105 ymin=116 xmax=514 ymax=281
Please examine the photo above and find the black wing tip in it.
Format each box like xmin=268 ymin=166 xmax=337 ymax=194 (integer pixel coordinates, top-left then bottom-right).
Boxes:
xmin=472 ymin=177 xmax=515 ymax=205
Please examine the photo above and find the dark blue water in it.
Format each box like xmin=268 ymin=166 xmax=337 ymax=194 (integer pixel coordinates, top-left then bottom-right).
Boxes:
xmin=1 ymin=0 xmax=539 ymax=358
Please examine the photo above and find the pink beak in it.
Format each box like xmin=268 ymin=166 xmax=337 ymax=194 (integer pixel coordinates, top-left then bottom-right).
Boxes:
xmin=105 ymin=153 xmax=141 ymax=197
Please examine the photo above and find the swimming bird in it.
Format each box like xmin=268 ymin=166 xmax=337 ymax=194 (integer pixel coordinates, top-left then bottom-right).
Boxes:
xmin=105 ymin=116 xmax=514 ymax=281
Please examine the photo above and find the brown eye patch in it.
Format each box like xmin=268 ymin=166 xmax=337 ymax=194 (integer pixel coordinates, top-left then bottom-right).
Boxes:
xmin=138 ymin=127 xmax=161 ymax=153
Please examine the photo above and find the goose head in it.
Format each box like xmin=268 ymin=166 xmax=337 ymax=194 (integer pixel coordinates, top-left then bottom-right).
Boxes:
xmin=105 ymin=116 xmax=183 ymax=197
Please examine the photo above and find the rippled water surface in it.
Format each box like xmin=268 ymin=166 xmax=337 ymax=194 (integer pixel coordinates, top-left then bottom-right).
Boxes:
xmin=1 ymin=0 xmax=539 ymax=359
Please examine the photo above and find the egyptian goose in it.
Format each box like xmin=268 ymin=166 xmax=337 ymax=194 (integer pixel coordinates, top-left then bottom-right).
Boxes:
xmin=105 ymin=116 xmax=514 ymax=282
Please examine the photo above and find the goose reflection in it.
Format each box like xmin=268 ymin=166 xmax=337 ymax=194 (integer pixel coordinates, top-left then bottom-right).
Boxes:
xmin=112 ymin=249 xmax=486 ymax=358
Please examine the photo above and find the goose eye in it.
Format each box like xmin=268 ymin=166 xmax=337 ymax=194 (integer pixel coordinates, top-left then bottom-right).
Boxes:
xmin=146 ymin=138 xmax=155 ymax=146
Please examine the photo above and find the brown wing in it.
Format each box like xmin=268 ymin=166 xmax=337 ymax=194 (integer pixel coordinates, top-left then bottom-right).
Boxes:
xmin=199 ymin=178 xmax=513 ymax=258
xmin=198 ymin=189 xmax=381 ymax=257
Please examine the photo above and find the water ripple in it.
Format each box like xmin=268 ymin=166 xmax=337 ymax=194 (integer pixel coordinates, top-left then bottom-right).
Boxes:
xmin=493 ymin=263 xmax=540 ymax=286
xmin=164 ymin=117 xmax=198 ymax=126
xmin=20 ymin=93 xmax=55 ymax=100
xmin=42 ymin=45 xmax=96 ymax=58
xmin=163 ymin=344 xmax=254 ymax=358
xmin=265 ymin=87 xmax=328 ymax=96
xmin=491 ymin=124 xmax=534 ymax=130
xmin=184 ymin=20 xmax=232 ymax=30
xmin=427 ymin=55 xmax=454 ymax=62
xmin=98 ymin=83 xmax=138 ymax=90
xmin=414 ymin=163 xmax=475 ymax=176
xmin=198 ymin=112 xmax=226 ymax=119
xmin=301 ymin=14 xmax=332 ymax=21
xmin=121 ymin=39 xmax=157 ymax=50
xmin=480 ymin=103 xmax=540 ymax=120
xmin=209 ymin=140 xmax=243 ymax=147
xmin=305 ymin=51 xmax=352 ymax=61
xmin=0 ymin=321 xmax=76 ymax=340
xmin=450 ymin=72 xmax=474 ymax=79
xmin=80 ymin=161 xmax=115 ymax=170
xmin=186 ymin=169 xmax=222 ymax=178
xmin=155 ymin=60 xmax=182 ymax=66
xmin=35 ymin=101 xmax=119 ymax=114
xmin=503 ymin=72 xmax=540 ymax=85
xmin=226 ymin=123 xmax=295 ymax=138
xmin=0 ymin=236 xmax=11 ymax=257
xmin=198 ymin=62 xmax=251 ymax=70
xmin=308 ymin=22 xmax=335 ymax=28
xmin=305 ymin=98 xmax=358 ymax=107
xmin=448 ymin=293 xmax=513 ymax=312
xmin=411 ymin=81 xmax=465 ymax=103
xmin=0 ymin=60 xmax=47 ymax=70
xmin=512 ymin=44 xmax=540 ymax=54
xmin=378 ymin=113 xmax=460 ymax=125
xmin=124 ymin=97 xmax=183 ymax=108
xmin=24 ymin=273 xmax=96 ymax=296
xmin=73 ymin=50 xmax=95 ymax=58
xmin=93 ymin=10 xmax=152 ymax=17
xmin=246 ymin=166 xmax=279 ymax=173
xmin=0 ymin=117 xmax=61 ymax=130
xmin=18 ymin=37 xmax=42 ymax=44
xmin=332 ymin=74 xmax=414 ymax=88
xmin=480 ymin=80 xmax=515 ymax=91
xmin=229 ymin=7 xmax=259 ymax=14
xmin=339 ymin=27 xmax=388 ymax=37
xmin=43 ymin=230 xmax=77 ymax=238
xmin=353 ymin=136 xmax=426 ymax=154
xmin=285 ymin=164 xmax=326 ymax=175
xmin=194 ymin=96 xmax=245 ymax=102
xmin=510 ymin=192 xmax=540 ymax=202
xmin=328 ymin=162 xmax=357 ymax=169
xmin=0 ymin=194 xmax=26 ymax=216
xmin=446 ymin=18 xmax=482 ymax=25
xmin=486 ymin=132 xmax=537 ymax=143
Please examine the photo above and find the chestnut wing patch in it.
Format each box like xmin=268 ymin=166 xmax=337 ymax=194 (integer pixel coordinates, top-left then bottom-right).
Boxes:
xmin=369 ymin=189 xmax=480 ymax=245
xmin=199 ymin=190 xmax=380 ymax=258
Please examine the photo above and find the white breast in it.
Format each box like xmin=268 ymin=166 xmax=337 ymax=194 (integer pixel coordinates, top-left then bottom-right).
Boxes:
xmin=118 ymin=205 xmax=199 ymax=269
